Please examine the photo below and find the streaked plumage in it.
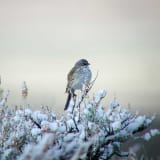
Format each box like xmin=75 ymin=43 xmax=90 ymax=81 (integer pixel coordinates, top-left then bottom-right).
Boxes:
xmin=64 ymin=59 xmax=92 ymax=110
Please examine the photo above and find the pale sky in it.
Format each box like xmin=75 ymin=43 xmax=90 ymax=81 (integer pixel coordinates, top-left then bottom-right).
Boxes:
xmin=0 ymin=0 xmax=160 ymax=113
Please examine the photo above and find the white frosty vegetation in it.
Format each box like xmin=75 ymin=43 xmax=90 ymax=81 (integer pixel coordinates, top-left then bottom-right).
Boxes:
xmin=0 ymin=82 xmax=159 ymax=160
xmin=143 ymin=129 xmax=160 ymax=141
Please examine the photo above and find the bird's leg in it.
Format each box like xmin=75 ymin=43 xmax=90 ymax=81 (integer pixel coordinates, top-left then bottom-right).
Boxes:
xmin=78 ymin=104 xmax=81 ymax=122
xmin=72 ymin=93 xmax=77 ymax=114
xmin=85 ymin=83 xmax=91 ymax=95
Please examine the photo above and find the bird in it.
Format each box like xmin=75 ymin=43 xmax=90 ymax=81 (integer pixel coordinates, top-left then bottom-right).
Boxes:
xmin=64 ymin=59 xmax=92 ymax=110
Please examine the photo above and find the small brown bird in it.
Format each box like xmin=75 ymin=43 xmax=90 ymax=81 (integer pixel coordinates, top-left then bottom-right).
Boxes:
xmin=64 ymin=59 xmax=92 ymax=110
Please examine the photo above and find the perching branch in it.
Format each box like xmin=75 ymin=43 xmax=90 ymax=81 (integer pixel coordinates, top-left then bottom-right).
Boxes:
xmin=74 ymin=71 xmax=99 ymax=114
xmin=72 ymin=116 xmax=79 ymax=132
xmin=71 ymin=71 xmax=99 ymax=117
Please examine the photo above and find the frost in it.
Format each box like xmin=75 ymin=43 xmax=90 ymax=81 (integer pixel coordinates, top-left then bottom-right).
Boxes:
xmin=58 ymin=125 xmax=66 ymax=133
xmin=49 ymin=122 xmax=58 ymax=131
xmin=150 ymin=129 xmax=160 ymax=136
xmin=0 ymin=85 xmax=159 ymax=160
xmin=31 ymin=128 xmax=41 ymax=137
xmin=143 ymin=133 xmax=151 ymax=141
xmin=32 ymin=111 xmax=48 ymax=122
xmin=64 ymin=133 xmax=75 ymax=142
xmin=143 ymin=129 xmax=160 ymax=141
xmin=24 ymin=108 xmax=32 ymax=117
xmin=111 ymin=120 xmax=121 ymax=131
xmin=0 ymin=90 xmax=9 ymax=108
xmin=110 ymin=98 xmax=119 ymax=109
xmin=93 ymin=89 xmax=107 ymax=103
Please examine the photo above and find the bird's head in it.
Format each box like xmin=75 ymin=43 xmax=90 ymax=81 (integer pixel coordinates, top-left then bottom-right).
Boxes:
xmin=75 ymin=59 xmax=90 ymax=67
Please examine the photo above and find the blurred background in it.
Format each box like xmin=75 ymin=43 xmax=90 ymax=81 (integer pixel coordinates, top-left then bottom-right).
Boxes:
xmin=0 ymin=0 xmax=160 ymax=158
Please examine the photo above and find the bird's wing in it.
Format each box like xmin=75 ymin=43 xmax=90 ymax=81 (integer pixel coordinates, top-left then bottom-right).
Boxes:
xmin=65 ymin=67 xmax=77 ymax=92
xmin=67 ymin=67 xmax=76 ymax=81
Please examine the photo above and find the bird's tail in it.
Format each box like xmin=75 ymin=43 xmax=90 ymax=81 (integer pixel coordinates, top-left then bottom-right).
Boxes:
xmin=64 ymin=93 xmax=71 ymax=110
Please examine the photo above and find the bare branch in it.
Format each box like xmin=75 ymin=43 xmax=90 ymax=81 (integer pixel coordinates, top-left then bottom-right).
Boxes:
xmin=30 ymin=116 xmax=41 ymax=129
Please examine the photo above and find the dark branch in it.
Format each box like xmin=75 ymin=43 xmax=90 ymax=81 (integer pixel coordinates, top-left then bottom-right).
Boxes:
xmin=30 ymin=116 xmax=41 ymax=129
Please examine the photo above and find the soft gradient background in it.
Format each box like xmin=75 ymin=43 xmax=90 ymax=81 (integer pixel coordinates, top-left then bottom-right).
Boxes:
xmin=0 ymin=0 xmax=160 ymax=158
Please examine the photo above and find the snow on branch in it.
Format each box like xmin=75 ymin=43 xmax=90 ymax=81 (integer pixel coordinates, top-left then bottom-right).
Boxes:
xmin=0 ymin=81 xmax=159 ymax=160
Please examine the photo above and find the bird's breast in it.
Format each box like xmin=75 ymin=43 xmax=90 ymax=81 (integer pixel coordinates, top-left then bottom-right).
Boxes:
xmin=71 ymin=66 xmax=92 ymax=90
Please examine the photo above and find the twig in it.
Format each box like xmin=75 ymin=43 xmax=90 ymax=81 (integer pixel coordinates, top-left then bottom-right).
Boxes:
xmin=30 ymin=116 xmax=41 ymax=129
xmin=88 ymin=70 xmax=99 ymax=91
xmin=76 ymin=71 xmax=99 ymax=120
xmin=72 ymin=95 xmax=77 ymax=113
xmin=73 ymin=116 xmax=79 ymax=132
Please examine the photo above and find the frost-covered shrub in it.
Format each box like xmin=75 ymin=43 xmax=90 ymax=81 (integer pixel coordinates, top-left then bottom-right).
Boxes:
xmin=0 ymin=88 xmax=159 ymax=160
